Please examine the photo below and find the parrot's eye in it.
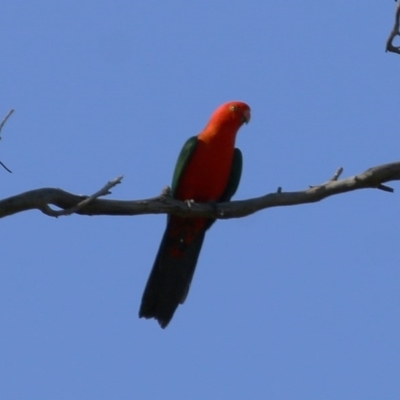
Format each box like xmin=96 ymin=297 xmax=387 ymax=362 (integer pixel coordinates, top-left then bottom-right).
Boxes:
xmin=230 ymin=105 xmax=238 ymax=112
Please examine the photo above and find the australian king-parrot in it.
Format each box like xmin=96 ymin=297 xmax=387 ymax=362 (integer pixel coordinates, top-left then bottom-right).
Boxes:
xmin=139 ymin=101 xmax=251 ymax=328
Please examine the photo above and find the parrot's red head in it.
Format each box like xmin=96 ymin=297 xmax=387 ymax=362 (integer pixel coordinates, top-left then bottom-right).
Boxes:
xmin=198 ymin=101 xmax=250 ymax=143
xmin=210 ymin=101 xmax=250 ymax=129
xmin=228 ymin=101 xmax=251 ymax=125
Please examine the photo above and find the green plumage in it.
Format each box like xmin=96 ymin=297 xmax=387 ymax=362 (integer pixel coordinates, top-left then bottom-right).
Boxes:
xmin=171 ymin=136 xmax=198 ymax=196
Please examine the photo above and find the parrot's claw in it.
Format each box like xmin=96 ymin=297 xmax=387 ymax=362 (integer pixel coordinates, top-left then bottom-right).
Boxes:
xmin=185 ymin=199 xmax=194 ymax=208
xmin=161 ymin=186 xmax=171 ymax=198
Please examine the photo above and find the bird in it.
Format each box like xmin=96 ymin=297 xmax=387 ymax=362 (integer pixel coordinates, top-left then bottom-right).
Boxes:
xmin=139 ymin=101 xmax=251 ymax=328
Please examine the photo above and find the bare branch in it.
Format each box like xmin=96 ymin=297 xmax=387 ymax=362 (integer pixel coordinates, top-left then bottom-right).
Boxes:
xmin=376 ymin=183 xmax=394 ymax=193
xmin=330 ymin=167 xmax=343 ymax=181
xmin=0 ymin=161 xmax=12 ymax=173
xmin=310 ymin=167 xmax=343 ymax=188
xmin=0 ymin=161 xmax=399 ymax=221
xmin=386 ymin=2 xmax=400 ymax=54
xmin=0 ymin=109 xmax=14 ymax=173
xmin=0 ymin=109 xmax=14 ymax=136
xmin=39 ymin=176 xmax=124 ymax=217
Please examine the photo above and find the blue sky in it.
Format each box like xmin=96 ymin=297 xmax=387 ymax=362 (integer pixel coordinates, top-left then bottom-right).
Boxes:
xmin=1 ymin=1 xmax=399 ymax=399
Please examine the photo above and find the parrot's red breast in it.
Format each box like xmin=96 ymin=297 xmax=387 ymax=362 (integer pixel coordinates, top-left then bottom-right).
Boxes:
xmin=175 ymin=101 xmax=250 ymax=202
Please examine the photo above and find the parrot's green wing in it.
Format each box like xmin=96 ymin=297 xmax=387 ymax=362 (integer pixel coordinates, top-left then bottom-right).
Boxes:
xmin=219 ymin=148 xmax=243 ymax=202
xmin=171 ymin=136 xmax=198 ymax=197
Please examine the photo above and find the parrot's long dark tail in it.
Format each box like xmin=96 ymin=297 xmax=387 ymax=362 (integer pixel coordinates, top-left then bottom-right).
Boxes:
xmin=139 ymin=221 xmax=206 ymax=329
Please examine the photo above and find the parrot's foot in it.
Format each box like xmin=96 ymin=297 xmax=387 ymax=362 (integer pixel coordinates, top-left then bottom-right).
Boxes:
xmin=185 ymin=199 xmax=195 ymax=208
xmin=161 ymin=186 xmax=171 ymax=198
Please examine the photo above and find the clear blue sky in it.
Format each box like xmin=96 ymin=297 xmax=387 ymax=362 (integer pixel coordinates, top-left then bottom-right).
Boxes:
xmin=2 ymin=1 xmax=399 ymax=399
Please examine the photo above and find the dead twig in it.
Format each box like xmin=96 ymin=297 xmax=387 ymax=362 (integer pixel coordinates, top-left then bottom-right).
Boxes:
xmin=330 ymin=167 xmax=343 ymax=181
xmin=0 ymin=161 xmax=12 ymax=173
xmin=39 ymin=176 xmax=124 ymax=217
xmin=386 ymin=2 xmax=400 ymax=54
xmin=0 ymin=109 xmax=14 ymax=173
xmin=0 ymin=109 xmax=14 ymax=136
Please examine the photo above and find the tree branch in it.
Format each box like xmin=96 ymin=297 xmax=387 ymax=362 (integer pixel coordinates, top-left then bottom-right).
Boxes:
xmin=0 ymin=161 xmax=399 ymax=221
xmin=386 ymin=1 xmax=400 ymax=54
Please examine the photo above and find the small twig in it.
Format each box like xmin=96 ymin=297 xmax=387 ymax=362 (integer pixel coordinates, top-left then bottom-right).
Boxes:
xmin=386 ymin=2 xmax=400 ymax=54
xmin=376 ymin=184 xmax=394 ymax=193
xmin=310 ymin=167 xmax=343 ymax=188
xmin=330 ymin=167 xmax=343 ymax=181
xmin=0 ymin=109 xmax=14 ymax=136
xmin=0 ymin=109 xmax=15 ymax=173
xmin=0 ymin=161 xmax=12 ymax=173
xmin=40 ymin=175 xmax=124 ymax=217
